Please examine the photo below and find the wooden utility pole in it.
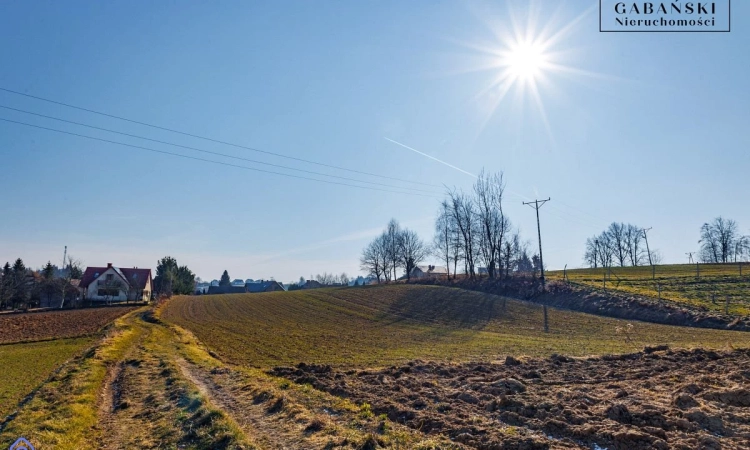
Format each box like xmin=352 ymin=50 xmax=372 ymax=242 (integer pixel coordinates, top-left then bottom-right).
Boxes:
xmin=641 ymin=227 xmax=653 ymax=265
xmin=523 ymin=198 xmax=551 ymax=290
xmin=524 ymin=197 xmax=551 ymax=334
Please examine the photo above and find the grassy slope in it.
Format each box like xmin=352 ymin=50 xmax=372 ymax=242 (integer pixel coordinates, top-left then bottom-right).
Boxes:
xmin=0 ymin=337 xmax=94 ymax=420
xmin=547 ymin=263 xmax=750 ymax=314
xmin=161 ymin=284 xmax=750 ymax=368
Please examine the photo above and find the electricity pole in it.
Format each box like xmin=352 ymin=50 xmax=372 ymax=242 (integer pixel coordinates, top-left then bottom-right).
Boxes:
xmin=686 ymin=252 xmax=694 ymax=264
xmin=62 ymin=245 xmax=67 ymax=271
xmin=641 ymin=227 xmax=653 ymax=266
xmin=523 ymin=198 xmax=550 ymax=290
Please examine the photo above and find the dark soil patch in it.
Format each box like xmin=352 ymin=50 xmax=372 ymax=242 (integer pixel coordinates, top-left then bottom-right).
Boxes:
xmin=272 ymin=348 xmax=750 ymax=449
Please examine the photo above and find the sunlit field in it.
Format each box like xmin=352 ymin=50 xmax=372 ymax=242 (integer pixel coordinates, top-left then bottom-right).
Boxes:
xmin=160 ymin=284 xmax=750 ymax=368
xmin=548 ymin=263 xmax=750 ymax=315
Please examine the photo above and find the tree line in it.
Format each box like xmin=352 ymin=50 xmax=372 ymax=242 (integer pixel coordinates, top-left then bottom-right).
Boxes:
xmin=0 ymin=257 xmax=83 ymax=310
xmin=583 ymin=223 xmax=659 ymax=268
xmin=583 ymin=216 xmax=749 ymax=268
xmin=699 ymin=217 xmax=749 ymax=263
xmin=361 ymin=171 xmax=539 ymax=282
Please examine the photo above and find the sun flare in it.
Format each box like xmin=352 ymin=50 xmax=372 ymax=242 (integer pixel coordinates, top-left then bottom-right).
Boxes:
xmin=447 ymin=2 xmax=604 ymax=144
xmin=505 ymin=41 xmax=546 ymax=80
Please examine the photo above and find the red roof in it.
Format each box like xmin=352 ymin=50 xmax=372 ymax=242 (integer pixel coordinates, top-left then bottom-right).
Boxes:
xmin=79 ymin=266 xmax=152 ymax=290
xmin=120 ymin=268 xmax=152 ymax=290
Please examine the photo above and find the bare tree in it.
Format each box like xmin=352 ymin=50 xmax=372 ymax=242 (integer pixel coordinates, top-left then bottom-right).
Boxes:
xmin=596 ymin=232 xmax=614 ymax=269
xmin=360 ymin=240 xmax=381 ymax=282
xmin=361 ymin=233 xmax=392 ymax=283
xmin=584 ymin=238 xmax=599 ymax=268
xmin=59 ymin=256 xmax=82 ymax=308
xmin=607 ymin=222 xmax=628 ymax=267
xmin=448 ymin=189 xmax=479 ymax=278
xmin=699 ymin=217 xmax=745 ymax=263
xmin=433 ymin=200 xmax=453 ymax=279
xmin=474 ymin=171 xmax=508 ymax=279
xmin=624 ymin=224 xmax=645 ymax=266
xmin=399 ymin=229 xmax=427 ymax=281
xmin=385 ymin=219 xmax=402 ymax=281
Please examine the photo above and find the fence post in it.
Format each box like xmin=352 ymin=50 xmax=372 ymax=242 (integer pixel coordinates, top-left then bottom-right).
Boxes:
xmin=696 ymin=263 xmax=700 ymax=279
xmin=725 ymin=296 xmax=730 ymax=315
xmin=740 ymin=262 xmax=743 ymax=277
xmin=658 ymin=283 xmax=661 ymax=300
xmin=603 ymin=272 xmax=606 ymax=289
xmin=652 ymin=264 xmax=655 ymax=280
xmin=543 ymin=305 xmax=549 ymax=333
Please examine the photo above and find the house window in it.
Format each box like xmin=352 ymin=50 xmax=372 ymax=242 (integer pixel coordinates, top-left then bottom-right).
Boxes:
xmin=97 ymin=289 xmax=120 ymax=297
xmin=106 ymin=274 xmax=113 ymax=281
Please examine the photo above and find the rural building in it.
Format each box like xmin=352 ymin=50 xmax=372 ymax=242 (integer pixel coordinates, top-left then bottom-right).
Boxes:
xmin=207 ymin=285 xmax=248 ymax=295
xmin=410 ymin=265 xmax=449 ymax=279
xmin=79 ymin=263 xmax=152 ymax=302
xmin=206 ymin=280 xmax=285 ymax=294
xmin=194 ymin=281 xmax=210 ymax=294
xmin=246 ymin=280 xmax=286 ymax=293
xmin=301 ymin=280 xmax=324 ymax=289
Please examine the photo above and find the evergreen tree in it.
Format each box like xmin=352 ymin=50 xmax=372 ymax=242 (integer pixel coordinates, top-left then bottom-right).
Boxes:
xmin=11 ymin=258 xmax=28 ymax=309
xmin=0 ymin=262 xmax=11 ymax=308
xmin=220 ymin=270 xmax=231 ymax=287
xmin=41 ymin=261 xmax=57 ymax=306
xmin=42 ymin=261 xmax=55 ymax=280
xmin=154 ymin=256 xmax=179 ymax=297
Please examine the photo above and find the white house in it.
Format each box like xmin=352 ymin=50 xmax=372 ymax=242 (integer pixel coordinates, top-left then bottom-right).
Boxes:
xmin=410 ymin=265 xmax=449 ymax=279
xmin=79 ymin=263 xmax=152 ymax=302
xmin=195 ymin=282 xmax=210 ymax=294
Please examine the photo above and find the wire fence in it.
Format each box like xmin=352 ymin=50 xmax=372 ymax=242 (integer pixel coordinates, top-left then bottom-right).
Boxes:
xmin=548 ymin=263 xmax=750 ymax=316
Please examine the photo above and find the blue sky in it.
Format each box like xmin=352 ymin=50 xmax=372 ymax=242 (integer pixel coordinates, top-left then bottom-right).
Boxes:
xmin=1 ymin=1 xmax=748 ymax=282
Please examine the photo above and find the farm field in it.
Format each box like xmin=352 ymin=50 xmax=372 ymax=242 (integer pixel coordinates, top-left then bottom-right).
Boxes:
xmin=0 ymin=306 xmax=136 ymax=428
xmin=5 ymin=285 xmax=750 ymax=449
xmin=276 ymin=347 xmax=750 ymax=449
xmin=1 ymin=306 xmax=455 ymax=449
xmin=547 ymin=263 xmax=750 ymax=315
xmin=0 ymin=337 xmax=94 ymax=420
xmin=160 ymin=284 xmax=750 ymax=368
xmin=0 ymin=306 xmax=139 ymax=344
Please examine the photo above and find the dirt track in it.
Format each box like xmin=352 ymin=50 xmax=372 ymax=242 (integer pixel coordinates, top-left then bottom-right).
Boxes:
xmin=273 ymin=347 xmax=750 ymax=449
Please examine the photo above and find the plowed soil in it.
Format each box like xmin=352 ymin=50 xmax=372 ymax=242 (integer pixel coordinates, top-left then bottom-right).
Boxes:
xmin=0 ymin=307 xmax=138 ymax=344
xmin=273 ymin=347 xmax=750 ymax=449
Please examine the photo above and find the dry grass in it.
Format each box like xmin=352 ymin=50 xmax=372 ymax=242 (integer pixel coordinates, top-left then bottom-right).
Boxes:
xmin=0 ymin=337 xmax=94 ymax=420
xmin=160 ymin=284 xmax=750 ymax=368
xmin=548 ymin=263 xmax=750 ymax=315
xmin=0 ymin=308 xmax=251 ymax=449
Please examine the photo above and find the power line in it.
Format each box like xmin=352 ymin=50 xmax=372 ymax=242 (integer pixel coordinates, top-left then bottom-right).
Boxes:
xmin=523 ymin=197 xmax=551 ymax=288
xmin=523 ymin=197 xmax=551 ymax=333
xmin=0 ymin=104 xmax=441 ymax=195
xmin=641 ymin=227 xmax=653 ymax=266
xmin=0 ymin=117 xmax=441 ymax=198
xmin=0 ymin=86 xmax=441 ymax=188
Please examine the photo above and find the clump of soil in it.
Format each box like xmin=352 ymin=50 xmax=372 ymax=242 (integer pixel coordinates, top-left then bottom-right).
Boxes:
xmin=272 ymin=348 xmax=750 ymax=449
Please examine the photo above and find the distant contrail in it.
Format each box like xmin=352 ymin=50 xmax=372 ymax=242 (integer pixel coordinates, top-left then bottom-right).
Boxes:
xmin=384 ymin=137 xmax=477 ymax=178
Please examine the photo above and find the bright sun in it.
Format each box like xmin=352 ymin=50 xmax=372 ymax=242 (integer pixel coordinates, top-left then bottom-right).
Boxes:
xmin=505 ymin=41 xmax=546 ymax=80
